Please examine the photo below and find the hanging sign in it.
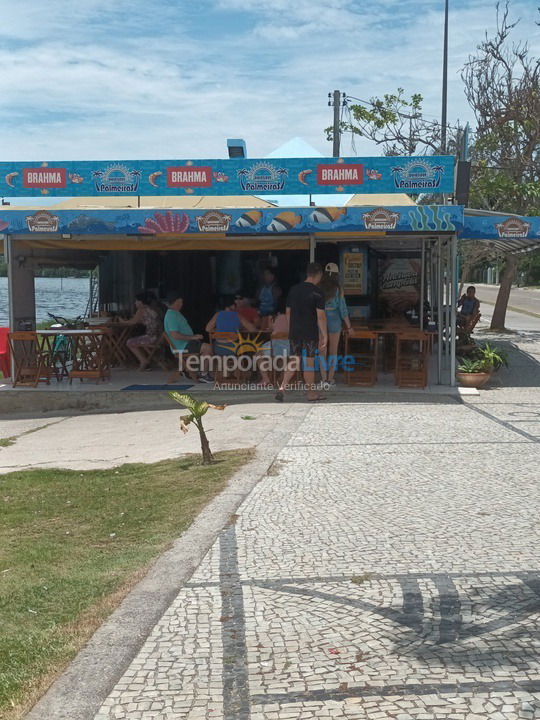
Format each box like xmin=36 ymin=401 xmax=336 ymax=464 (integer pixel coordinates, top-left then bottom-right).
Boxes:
xmin=463 ymin=214 xmax=540 ymax=242
xmin=0 ymin=156 xmax=455 ymax=197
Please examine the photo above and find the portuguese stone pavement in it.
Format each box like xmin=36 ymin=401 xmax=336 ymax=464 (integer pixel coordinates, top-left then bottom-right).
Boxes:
xmin=94 ymin=335 xmax=540 ymax=720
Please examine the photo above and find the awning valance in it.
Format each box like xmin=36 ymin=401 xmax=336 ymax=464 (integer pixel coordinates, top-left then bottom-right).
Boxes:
xmin=0 ymin=204 xmax=464 ymax=241
xmin=462 ymin=210 xmax=540 ymax=253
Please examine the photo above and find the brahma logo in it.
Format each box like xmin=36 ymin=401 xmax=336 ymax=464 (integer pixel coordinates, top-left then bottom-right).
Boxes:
xmin=317 ymin=163 xmax=363 ymax=186
xmin=362 ymin=207 xmax=400 ymax=230
xmin=92 ymin=165 xmax=141 ymax=193
xmin=391 ymin=160 xmax=444 ymax=190
xmin=196 ymin=211 xmax=232 ymax=232
xmin=23 ymin=167 xmax=66 ymax=189
xmin=167 ymin=166 xmax=212 ymax=188
xmin=237 ymin=162 xmax=288 ymax=192
xmin=495 ymin=218 xmax=530 ymax=239
xmin=26 ymin=210 xmax=60 ymax=232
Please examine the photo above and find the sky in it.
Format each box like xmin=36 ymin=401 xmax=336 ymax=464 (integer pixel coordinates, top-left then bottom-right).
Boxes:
xmin=0 ymin=0 xmax=538 ymax=164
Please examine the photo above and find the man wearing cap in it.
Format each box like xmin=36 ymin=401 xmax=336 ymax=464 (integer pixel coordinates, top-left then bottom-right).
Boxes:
xmin=275 ymin=262 xmax=327 ymax=402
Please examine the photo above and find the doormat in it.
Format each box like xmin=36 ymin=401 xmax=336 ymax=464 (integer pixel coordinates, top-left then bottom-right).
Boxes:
xmin=121 ymin=384 xmax=193 ymax=391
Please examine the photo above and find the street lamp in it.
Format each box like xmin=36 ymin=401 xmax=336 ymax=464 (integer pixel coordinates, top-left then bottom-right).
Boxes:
xmin=441 ymin=0 xmax=449 ymax=153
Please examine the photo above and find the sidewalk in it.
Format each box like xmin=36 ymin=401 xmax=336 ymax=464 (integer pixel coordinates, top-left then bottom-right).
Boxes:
xmin=22 ymin=335 xmax=540 ymax=720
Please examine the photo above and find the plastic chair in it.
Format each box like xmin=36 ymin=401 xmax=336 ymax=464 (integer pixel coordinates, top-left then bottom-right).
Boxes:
xmin=0 ymin=328 xmax=10 ymax=379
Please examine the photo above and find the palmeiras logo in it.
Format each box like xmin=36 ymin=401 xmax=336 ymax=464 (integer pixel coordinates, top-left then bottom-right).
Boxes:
xmin=362 ymin=207 xmax=400 ymax=230
xmin=495 ymin=218 xmax=530 ymax=238
xmin=391 ymin=159 xmax=444 ymax=191
xmin=196 ymin=210 xmax=232 ymax=232
xmin=26 ymin=210 xmax=60 ymax=232
xmin=92 ymin=164 xmax=141 ymax=193
xmin=237 ymin=162 xmax=288 ymax=192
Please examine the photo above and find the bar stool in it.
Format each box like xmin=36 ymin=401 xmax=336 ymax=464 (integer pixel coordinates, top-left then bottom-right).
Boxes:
xmin=344 ymin=330 xmax=378 ymax=386
xmin=395 ymin=331 xmax=429 ymax=388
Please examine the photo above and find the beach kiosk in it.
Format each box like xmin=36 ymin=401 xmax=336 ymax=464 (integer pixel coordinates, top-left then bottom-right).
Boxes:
xmin=1 ymin=152 xmax=538 ymax=391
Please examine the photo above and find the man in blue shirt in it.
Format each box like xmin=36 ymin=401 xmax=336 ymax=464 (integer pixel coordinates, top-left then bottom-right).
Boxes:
xmin=164 ymin=291 xmax=213 ymax=382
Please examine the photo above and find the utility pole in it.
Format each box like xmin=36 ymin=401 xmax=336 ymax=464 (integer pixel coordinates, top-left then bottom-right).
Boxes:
xmin=441 ymin=0 xmax=449 ymax=153
xmin=332 ymin=90 xmax=341 ymax=157
xmin=328 ymin=90 xmax=344 ymax=157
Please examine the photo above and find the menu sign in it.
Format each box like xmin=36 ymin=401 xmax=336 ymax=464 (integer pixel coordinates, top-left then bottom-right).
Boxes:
xmin=342 ymin=252 xmax=365 ymax=294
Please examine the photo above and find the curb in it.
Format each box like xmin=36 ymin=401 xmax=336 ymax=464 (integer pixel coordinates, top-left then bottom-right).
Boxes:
xmin=25 ymin=404 xmax=310 ymax=720
xmin=1 ymin=385 xmax=462 ymax=419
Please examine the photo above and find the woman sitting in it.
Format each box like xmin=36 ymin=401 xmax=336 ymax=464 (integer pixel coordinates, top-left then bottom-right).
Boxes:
xmin=319 ymin=263 xmax=352 ymax=387
xmin=125 ymin=292 xmax=162 ymax=370
xmin=206 ymin=295 xmax=256 ymax=355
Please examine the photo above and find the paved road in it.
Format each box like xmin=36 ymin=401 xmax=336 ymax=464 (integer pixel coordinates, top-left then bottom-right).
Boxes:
xmin=479 ymin=306 xmax=540 ymax=333
xmin=475 ymin=284 xmax=540 ymax=316
xmin=90 ymin=334 xmax=540 ymax=720
xmin=469 ymin=284 xmax=540 ymax=334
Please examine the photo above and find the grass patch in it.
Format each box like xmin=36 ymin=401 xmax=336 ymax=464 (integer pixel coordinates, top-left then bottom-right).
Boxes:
xmin=351 ymin=573 xmax=373 ymax=585
xmin=0 ymin=420 xmax=67 ymax=451
xmin=0 ymin=449 xmax=252 ymax=719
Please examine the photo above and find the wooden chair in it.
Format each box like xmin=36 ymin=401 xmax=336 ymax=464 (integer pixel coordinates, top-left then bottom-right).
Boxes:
xmin=465 ymin=310 xmax=481 ymax=333
xmin=395 ymin=331 xmax=429 ymax=388
xmin=209 ymin=331 xmax=255 ymax=384
xmin=163 ymin=333 xmax=204 ymax=384
xmin=69 ymin=330 xmax=111 ymax=384
xmin=136 ymin=333 xmax=170 ymax=371
xmin=344 ymin=330 xmax=378 ymax=386
xmin=8 ymin=331 xmax=52 ymax=387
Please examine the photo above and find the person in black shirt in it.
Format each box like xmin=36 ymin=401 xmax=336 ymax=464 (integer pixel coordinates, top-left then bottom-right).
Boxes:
xmin=275 ymin=262 xmax=327 ymax=402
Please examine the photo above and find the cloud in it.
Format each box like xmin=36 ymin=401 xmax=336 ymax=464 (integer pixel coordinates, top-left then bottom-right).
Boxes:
xmin=0 ymin=0 xmax=537 ymax=162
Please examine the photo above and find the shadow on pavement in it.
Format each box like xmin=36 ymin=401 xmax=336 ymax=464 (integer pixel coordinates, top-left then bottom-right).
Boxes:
xmin=481 ymin=339 xmax=540 ymax=390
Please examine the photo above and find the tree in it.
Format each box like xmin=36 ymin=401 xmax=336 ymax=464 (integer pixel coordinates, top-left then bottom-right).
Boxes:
xmin=462 ymin=2 xmax=540 ymax=328
xmin=332 ymin=89 xmax=463 ymax=158
xmin=169 ymin=392 xmax=225 ymax=465
xmin=331 ymin=2 xmax=540 ymax=329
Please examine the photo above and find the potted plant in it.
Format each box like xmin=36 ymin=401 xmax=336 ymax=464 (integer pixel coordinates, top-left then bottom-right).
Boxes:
xmin=456 ymin=357 xmax=493 ymax=388
xmin=456 ymin=343 xmax=509 ymax=388
xmin=474 ymin=343 xmax=508 ymax=372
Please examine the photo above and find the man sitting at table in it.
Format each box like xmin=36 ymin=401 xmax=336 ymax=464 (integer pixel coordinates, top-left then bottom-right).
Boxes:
xmin=457 ymin=285 xmax=481 ymax=332
xmin=164 ymin=291 xmax=213 ymax=383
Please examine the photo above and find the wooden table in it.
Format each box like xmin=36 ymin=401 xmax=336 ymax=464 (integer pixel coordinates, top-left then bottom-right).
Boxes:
xmin=348 ymin=321 xmax=431 ymax=375
xmin=104 ymin=323 xmax=135 ymax=367
xmin=39 ymin=329 xmax=111 ymax=383
xmin=84 ymin=322 xmax=136 ymax=367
